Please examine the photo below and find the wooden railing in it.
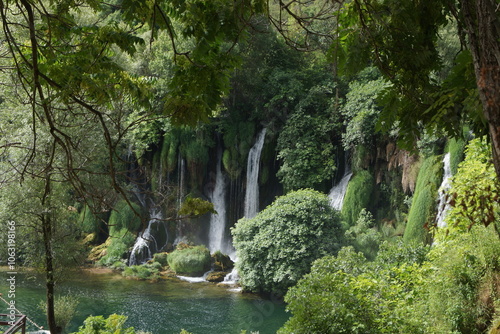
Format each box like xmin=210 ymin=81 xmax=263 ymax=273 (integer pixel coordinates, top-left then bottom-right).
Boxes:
xmin=0 ymin=314 xmax=27 ymax=334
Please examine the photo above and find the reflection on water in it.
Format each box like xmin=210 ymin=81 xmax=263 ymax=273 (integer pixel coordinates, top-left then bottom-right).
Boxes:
xmin=0 ymin=269 xmax=289 ymax=334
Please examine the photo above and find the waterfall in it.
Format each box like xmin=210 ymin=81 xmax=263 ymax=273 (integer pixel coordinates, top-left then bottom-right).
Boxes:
xmin=328 ymin=153 xmax=352 ymax=211
xmin=208 ymin=148 xmax=229 ymax=254
xmin=328 ymin=172 xmax=353 ymax=210
xmin=244 ymin=128 xmax=266 ymax=218
xmin=174 ymin=155 xmax=186 ymax=245
xmin=436 ymin=152 xmax=452 ymax=228
xmin=129 ymin=210 xmax=167 ymax=265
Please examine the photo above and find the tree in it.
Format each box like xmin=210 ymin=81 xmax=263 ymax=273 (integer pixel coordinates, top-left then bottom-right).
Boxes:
xmin=269 ymin=0 xmax=500 ymax=180
xmin=231 ymin=189 xmax=342 ymax=296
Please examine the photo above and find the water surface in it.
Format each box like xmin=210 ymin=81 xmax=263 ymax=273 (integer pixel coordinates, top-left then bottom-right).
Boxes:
xmin=0 ymin=269 xmax=289 ymax=334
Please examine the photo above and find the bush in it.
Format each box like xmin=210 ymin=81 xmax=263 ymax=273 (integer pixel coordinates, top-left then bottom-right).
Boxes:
xmin=345 ymin=208 xmax=382 ymax=260
xmin=123 ymin=264 xmax=160 ymax=280
xmin=40 ymin=295 xmax=79 ymax=332
xmin=232 ymin=189 xmax=342 ymax=296
xmin=167 ymin=245 xmax=211 ymax=276
xmin=279 ymin=243 xmax=430 ymax=334
xmin=72 ymin=314 xmax=138 ymax=334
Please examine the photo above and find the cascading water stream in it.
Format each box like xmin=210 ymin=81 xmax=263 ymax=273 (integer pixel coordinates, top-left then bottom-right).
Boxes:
xmin=244 ymin=128 xmax=267 ymax=219
xmin=219 ymin=128 xmax=267 ymax=286
xmin=208 ymin=148 xmax=229 ymax=254
xmin=436 ymin=152 xmax=452 ymax=228
xmin=328 ymin=154 xmax=352 ymax=211
xmin=174 ymin=155 xmax=187 ymax=245
xmin=129 ymin=210 xmax=167 ymax=265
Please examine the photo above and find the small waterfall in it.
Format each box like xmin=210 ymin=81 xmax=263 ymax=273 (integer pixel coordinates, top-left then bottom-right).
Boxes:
xmin=328 ymin=172 xmax=353 ymax=210
xmin=129 ymin=210 xmax=167 ymax=265
xmin=175 ymin=155 xmax=186 ymax=244
xmin=328 ymin=153 xmax=352 ymax=211
xmin=436 ymin=152 xmax=452 ymax=228
xmin=208 ymin=149 xmax=229 ymax=254
xmin=244 ymin=128 xmax=266 ymax=218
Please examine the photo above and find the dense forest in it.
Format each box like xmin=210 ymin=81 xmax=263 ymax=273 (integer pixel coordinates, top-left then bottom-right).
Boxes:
xmin=0 ymin=0 xmax=499 ymax=333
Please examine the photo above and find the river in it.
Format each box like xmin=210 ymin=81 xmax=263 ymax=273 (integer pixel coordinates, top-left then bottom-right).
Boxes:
xmin=0 ymin=269 xmax=289 ymax=334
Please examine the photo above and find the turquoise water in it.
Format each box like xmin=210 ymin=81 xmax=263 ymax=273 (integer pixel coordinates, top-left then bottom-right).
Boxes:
xmin=0 ymin=270 xmax=289 ymax=334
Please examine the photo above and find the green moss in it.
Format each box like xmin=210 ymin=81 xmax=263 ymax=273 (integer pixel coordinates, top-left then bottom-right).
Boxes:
xmin=341 ymin=170 xmax=374 ymax=228
xmin=98 ymin=228 xmax=136 ymax=267
xmin=123 ymin=263 xmax=160 ymax=280
xmin=403 ymin=155 xmax=443 ymax=244
xmin=108 ymin=200 xmax=142 ymax=235
xmin=222 ymin=149 xmax=242 ymax=179
xmin=167 ymin=245 xmax=211 ymax=276
xmin=152 ymin=252 xmax=169 ymax=267
xmin=79 ymin=204 xmax=100 ymax=235
xmin=446 ymin=137 xmax=466 ymax=176
xmin=161 ymin=130 xmax=179 ymax=173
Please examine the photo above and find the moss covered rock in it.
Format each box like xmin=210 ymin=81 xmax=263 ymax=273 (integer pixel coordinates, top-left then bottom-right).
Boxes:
xmin=206 ymin=271 xmax=228 ymax=283
xmin=212 ymin=251 xmax=234 ymax=272
xmin=167 ymin=245 xmax=211 ymax=276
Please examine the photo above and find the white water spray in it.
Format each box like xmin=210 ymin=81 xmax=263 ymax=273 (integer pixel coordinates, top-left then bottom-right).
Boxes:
xmin=328 ymin=155 xmax=352 ymax=211
xmin=208 ymin=149 xmax=229 ymax=254
xmin=244 ymin=128 xmax=266 ymax=219
xmin=129 ymin=210 xmax=166 ymax=265
xmin=436 ymin=152 xmax=452 ymax=228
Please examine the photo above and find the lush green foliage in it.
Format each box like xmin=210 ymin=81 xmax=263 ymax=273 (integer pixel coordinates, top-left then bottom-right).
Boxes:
xmin=98 ymin=228 xmax=136 ymax=267
xmin=279 ymin=243 xmax=429 ymax=333
xmin=341 ymin=170 xmax=374 ymax=228
xmin=39 ymin=295 xmax=79 ymax=332
xmin=443 ymin=137 xmax=500 ymax=235
xmin=341 ymin=67 xmax=389 ymax=151
xmin=178 ymin=196 xmax=216 ymax=217
xmin=276 ymin=87 xmax=340 ymax=191
xmin=344 ymin=209 xmax=382 ymax=260
xmin=71 ymin=314 xmax=138 ymax=334
xmin=232 ymin=189 xmax=342 ymax=295
xmin=108 ymin=200 xmax=142 ymax=235
xmin=404 ymin=155 xmax=443 ymax=244
xmin=280 ymin=222 xmax=500 ymax=333
xmin=167 ymin=245 xmax=211 ymax=276
xmin=336 ymin=0 xmax=485 ymax=149
xmin=447 ymin=136 xmax=467 ymax=176
xmin=422 ymin=226 xmax=500 ymax=333
xmin=123 ymin=263 xmax=162 ymax=281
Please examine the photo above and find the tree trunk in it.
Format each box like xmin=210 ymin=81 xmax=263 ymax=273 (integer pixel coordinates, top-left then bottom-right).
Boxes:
xmin=461 ymin=0 xmax=500 ymax=177
xmin=42 ymin=214 xmax=60 ymax=334
xmin=41 ymin=175 xmax=61 ymax=334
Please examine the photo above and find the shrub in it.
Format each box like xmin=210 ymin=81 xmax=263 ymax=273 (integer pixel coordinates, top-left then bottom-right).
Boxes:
xmin=279 ymin=243 xmax=430 ymax=334
xmin=345 ymin=208 xmax=382 ymax=260
xmin=232 ymin=189 xmax=342 ymax=296
xmin=39 ymin=295 xmax=79 ymax=332
xmin=72 ymin=314 xmax=137 ymax=334
xmin=167 ymin=245 xmax=211 ymax=276
xmin=123 ymin=263 xmax=160 ymax=280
